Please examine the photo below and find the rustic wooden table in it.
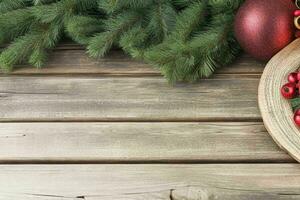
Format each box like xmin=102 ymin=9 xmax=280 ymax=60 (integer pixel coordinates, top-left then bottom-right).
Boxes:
xmin=0 ymin=44 xmax=300 ymax=199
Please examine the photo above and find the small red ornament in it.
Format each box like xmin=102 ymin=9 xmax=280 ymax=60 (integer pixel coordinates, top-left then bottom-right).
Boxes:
xmin=295 ymin=10 xmax=300 ymax=16
xmin=294 ymin=109 xmax=300 ymax=126
xmin=281 ymin=82 xmax=297 ymax=99
xmin=288 ymin=72 xmax=299 ymax=83
xmin=234 ymin=0 xmax=297 ymax=60
xmin=296 ymin=72 xmax=300 ymax=81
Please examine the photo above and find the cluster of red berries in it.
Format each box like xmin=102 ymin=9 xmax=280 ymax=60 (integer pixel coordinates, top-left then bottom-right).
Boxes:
xmin=281 ymin=72 xmax=300 ymax=126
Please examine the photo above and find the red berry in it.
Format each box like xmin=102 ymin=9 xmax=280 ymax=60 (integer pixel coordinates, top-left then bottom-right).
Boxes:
xmin=288 ymin=72 xmax=298 ymax=83
xmin=281 ymin=83 xmax=297 ymax=99
xmin=297 ymin=72 xmax=300 ymax=81
xmin=295 ymin=109 xmax=300 ymax=116
xmin=294 ymin=109 xmax=300 ymax=126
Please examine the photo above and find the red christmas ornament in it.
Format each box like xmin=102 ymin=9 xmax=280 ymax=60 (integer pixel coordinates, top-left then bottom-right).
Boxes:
xmin=281 ymin=82 xmax=297 ymax=99
xmin=296 ymin=72 xmax=300 ymax=80
xmin=234 ymin=0 xmax=297 ymax=60
xmin=294 ymin=109 xmax=300 ymax=126
xmin=294 ymin=10 xmax=300 ymax=16
xmin=288 ymin=72 xmax=299 ymax=83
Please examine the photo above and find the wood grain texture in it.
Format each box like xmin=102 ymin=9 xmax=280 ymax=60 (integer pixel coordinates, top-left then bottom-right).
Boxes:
xmin=0 ymin=164 xmax=300 ymax=199
xmin=7 ymin=51 xmax=264 ymax=75
xmin=0 ymin=76 xmax=260 ymax=121
xmin=0 ymin=122 xmax=291 ymax=163
xmin=259 ymin=39 xmax=300 ymax=163
xmin=13 ymin=50 xmax=157 ymax=75
xmin=0 ymin=42 xmax=297 ymax=200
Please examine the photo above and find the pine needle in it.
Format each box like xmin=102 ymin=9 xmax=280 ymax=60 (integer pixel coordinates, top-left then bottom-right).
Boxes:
xmin=0 ymin=0 xmax=245 ymax=83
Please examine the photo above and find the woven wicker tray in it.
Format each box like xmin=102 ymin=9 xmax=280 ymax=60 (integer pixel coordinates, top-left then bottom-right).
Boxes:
xmin=259 ymin=39 xmax=300 ymax=162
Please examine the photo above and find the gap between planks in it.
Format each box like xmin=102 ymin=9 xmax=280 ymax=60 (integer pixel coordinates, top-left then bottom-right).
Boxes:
xmin=0 ymin=118 xmax=263 ymax=123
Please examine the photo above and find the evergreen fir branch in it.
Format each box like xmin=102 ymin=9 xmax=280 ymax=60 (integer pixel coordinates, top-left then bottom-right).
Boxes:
xmin=0 ymin=34 xmax=39 ymax=72
xmin=171 ymin=0 xmax=207 ymax=42
xmin=118 ymin=1 xmax=177 ymax=59
xmin=180 ymin=16 xmax=238 ymax=82
xmin=0 ymin=0 xmax=105 ymax=71
xmin=32 ymin=0 xmax=97 ymax=23
xmin=0 ymin=8 xmax=34 ymax=44
xmin=146 ymin=1 xmax=176 ymax=42
xmin=172 ymin=0 xmax=194 ymax=7
xmin=87 ymin=32 xmax=115 ymax=58
xmin=144 ymin=0 xmax=207 ymax=65
xmin=73 ymin=0 xmax=98 ymax=13
xmin=145 ymin=1 xmax=241 ymax=83
xmin=100 ymin=0 xmax=155 ymax=13
xmin=0 ymin=22 xmax=62 ymax=71
xmin=33 ymin=1 xmax=67 ymax=23
xmin=144 ymin=1 xmax=207 ymax=67
xmin=65 ymin=15 xmax=103 ymax=45
xmin=208 ymin=0 xmax=243 ymax=15
xmin=98 ymin=0 xmax=119 ymax=13
xmin=0 ymin=0 xmax=26 ymax=13
xmin=185 ymin=20 xmax=238 ymax=81
xmin=29 ymin=48 xmax=47 ymax=68
xmin=32 ymin=0 xmax=58 ymax=5
xmin=119 ymin=24 xmax=147 ymax=58
xmin=29 ymin=23 xmax=63 ymax=67
xmin=189 ymin=27 xmax=239 ymax=81
xmin=0 ymin=0 xmax=245 ymax=83
xmin=87 ymin=11 xmax=141 ymax=58
xmin=32 ymin=0 xmax=71 ymax=23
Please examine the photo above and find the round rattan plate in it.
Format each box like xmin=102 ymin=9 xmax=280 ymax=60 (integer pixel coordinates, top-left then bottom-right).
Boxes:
xmin=259 ymin=39 xmax=300 ymax=162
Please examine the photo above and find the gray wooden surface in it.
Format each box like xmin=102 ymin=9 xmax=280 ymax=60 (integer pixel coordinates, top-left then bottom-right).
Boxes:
xmin=0 ymin=46 xmax=299 ymax=199
xmin=0 ymin=164 xmax=300 ymax=199
xmin=0 ymin=122 xmax=290 ymax=163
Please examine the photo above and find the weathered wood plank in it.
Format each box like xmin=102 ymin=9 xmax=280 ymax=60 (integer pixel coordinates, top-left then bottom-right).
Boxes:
xmin=0 ymin=122 xmax=291 ymax=163
xmin=0 ymin=192 xmax=172 ymax=200
xmin=0 ymin=77 xmax=260 ymax=121
xmin=1 ymin=188 xmax=297 ymax=200
xmin=13 ymin=50 xmax=157 ymax=75
xmin=0 ymin=164 xmax=299 ymax=199
xmin=8 ymin=50 xmax=264 ymax=75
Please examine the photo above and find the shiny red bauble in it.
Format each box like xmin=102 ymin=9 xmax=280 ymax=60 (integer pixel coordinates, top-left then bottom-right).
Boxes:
xmin=281 ymin=82 xmax=297 ymax=99
xmin=288 ymin=72 xmax=298 ymax=83
xmin=234 ymin=0 xmax=297 ymax=60
xmin=294 ymin=109 xmax=300 ymax=126
xmin=296 ymin=72 xmax=300 ymax=81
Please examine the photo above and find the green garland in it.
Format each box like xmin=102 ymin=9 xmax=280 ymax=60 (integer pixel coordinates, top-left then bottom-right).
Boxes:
xmin=0 ymin=0 xmax=244 ymax=82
